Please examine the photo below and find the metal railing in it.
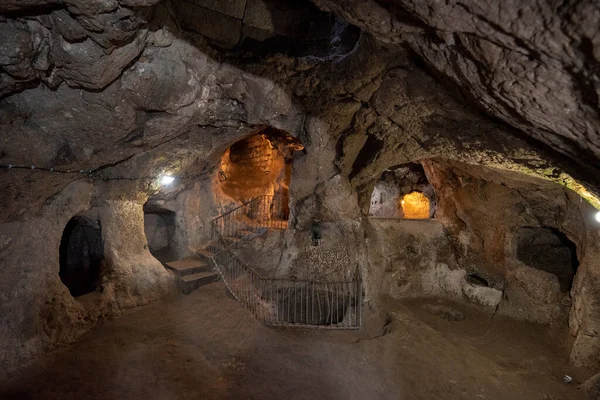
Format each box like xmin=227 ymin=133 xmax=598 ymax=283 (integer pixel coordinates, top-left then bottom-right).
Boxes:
xmin=210 ymin=195 xmax=288 ymax=250
xmin=209 ymin=195 xmax=363 ymax=329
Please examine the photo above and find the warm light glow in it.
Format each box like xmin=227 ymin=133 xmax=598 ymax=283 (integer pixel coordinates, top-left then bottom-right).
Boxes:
xmin=595 ymin=211 xmax=600 ymax=223
xmin=401 ymin=192 xmax=430 ymax=219
xmin=160 ymin=175 xmax=175 ymax=185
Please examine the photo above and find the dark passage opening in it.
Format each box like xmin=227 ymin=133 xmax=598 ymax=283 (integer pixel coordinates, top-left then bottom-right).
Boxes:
xmin=350 ymin=135 xmax=384 ymax=179
xmin=516 ymin=227 xmax=579 ymax=291
xmin=467 ymin=273 xmax=489 ymax=287
xmin=143 ymin=204 xmax=177 ymax=263
xmin=59 ymin=215 xmax=104 ymax=297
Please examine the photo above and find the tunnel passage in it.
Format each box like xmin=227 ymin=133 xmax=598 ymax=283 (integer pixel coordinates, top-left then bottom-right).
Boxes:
xmin=516 ymin=227 xmax=579 ymax=291
xmin=369 ymin=162 xmax=436 ymax=218
xmin=59 ymin=215 xmax=104 ymax=297
xmin=218 ymin=127 xmax=303 ymax=220
xmin=143 ymin=204 xmax=176 ymax=263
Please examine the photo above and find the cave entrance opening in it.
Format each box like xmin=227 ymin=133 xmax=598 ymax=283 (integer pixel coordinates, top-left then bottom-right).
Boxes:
xmin=59 ymin=215 xmax=104 ymax=297
xmin=143 ymin=204 xmax=177 ymax=263
xmin=369 ymin=162 xmax=436 ymax=219
xmin=217 ymin=126 xmax=304 ymax=225
xmin=516 ymin=227 xmax=579 ymax=292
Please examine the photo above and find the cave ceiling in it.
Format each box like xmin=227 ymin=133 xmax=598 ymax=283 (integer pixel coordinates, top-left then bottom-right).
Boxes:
xmin=1 ymin=0 xmax=599 ymax=222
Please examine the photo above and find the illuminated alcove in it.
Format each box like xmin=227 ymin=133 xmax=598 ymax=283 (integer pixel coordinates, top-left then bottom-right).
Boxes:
xmin=369 ymin=162 xmax=436 ymax=219
xmin=400 ymin=191 xmax=431 ymax=219
xmin=217 ymin=127 xmax=304 ymax=221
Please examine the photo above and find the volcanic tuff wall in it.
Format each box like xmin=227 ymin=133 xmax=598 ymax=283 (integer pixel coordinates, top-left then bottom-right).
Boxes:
xmin=1 ymin=0 xmax=600 ymax=376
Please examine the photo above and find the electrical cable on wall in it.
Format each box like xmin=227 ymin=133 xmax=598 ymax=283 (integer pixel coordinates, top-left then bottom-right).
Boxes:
xmin=0 ymin=164 xmax=211 ymax=182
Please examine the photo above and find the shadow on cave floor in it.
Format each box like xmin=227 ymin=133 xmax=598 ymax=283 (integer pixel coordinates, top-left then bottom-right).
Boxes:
xmin=0 ymin=283 xmax=589 ymax=400
xmin=148 ymin=247 xmax=178 ymax=264
xmin=395 ymin=296 xmax=583 ymax=370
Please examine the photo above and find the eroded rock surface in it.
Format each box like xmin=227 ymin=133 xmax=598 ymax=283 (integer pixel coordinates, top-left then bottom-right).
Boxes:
xmin=313 ymin=0 xmax=600 ymax=195
xmin=1 ymin=0 xmax=600 ymax=379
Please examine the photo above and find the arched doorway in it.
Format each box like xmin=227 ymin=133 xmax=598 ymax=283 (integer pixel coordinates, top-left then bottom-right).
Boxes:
xmin=217 ymin=127 xmax=304 ymax=225
xmin=143 ymin=203 xmax=177 ymax=263
xmin=59 ymin=215 xmax=104 ymax=297
xmin=369 ymin=162 xmax=436 ymax=219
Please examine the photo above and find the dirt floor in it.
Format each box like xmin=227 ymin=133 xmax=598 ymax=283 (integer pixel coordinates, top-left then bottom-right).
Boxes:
xmin=0 ymin=282 xmax=593 ymax=400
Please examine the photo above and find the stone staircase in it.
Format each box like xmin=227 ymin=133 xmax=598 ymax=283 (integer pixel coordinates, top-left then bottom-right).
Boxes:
xmin=207 ymin=194 xmax=363 ymax=329
xmin=164 ymin=254 xmax=219 ymax=295
xmin=160 ymin=230 xmax=262 ymax=295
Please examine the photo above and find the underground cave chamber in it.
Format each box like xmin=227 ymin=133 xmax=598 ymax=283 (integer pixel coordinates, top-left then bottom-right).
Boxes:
xmin=369 ymin=162 xmax=436 ymax=219
xmin=3 ymin=0 xmax=600 ymax=397
xmin=217 ymin=127 xmax=304 ymax=227
xmin=59 ymin=214 xmax=104 ymax=297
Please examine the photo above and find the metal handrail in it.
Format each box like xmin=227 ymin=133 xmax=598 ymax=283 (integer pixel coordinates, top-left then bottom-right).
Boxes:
xmin=209 ymin=195 xmax=363 ymax=329
xmin=211 ymin=195 xmax=289 ymax=236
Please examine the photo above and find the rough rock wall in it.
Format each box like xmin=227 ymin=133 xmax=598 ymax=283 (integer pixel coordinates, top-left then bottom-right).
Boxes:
xmin=369 ymin=178 xmax=402 ymax=218
xmin=143 ymin=173 xmax=237 ymax=261
xmin=234 ymin=229 xmax=287 ymax=276
xmin=568 ymin=201 xmax=600 ymax=369
xmin=366 ymin=219 xmax=456 ymax=297
xmin=364 ymin=160 xmax=600 ymax=368
xmin=312 ymin=0 xmax=600 ymax=197
xmin=422 ymin=159 xmax=600 ymax=368
xmin=173 ymin=0 xmax=358 ymax=54
xmin=0 ymin=181 xmax=176 ymax=377
xmin=143 ymin=213 xmax=172 ymax=251
xmin=423 ymin=160 xmax=586 ymax=283
xmin=1 ymin=0 xmax=600 ymax=375
xmin=0 ymin=5 xmax=307 ymax=375
xmin=0 ymin=1 xmax=305 ymax=223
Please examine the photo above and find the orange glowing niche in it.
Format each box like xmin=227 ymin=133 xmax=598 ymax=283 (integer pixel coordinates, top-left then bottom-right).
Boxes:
xmin=218 ymin=127 xmax=303 ymax=203
xmin=217 ymin=127 xmax=304 ymax=226
xmin=400 ymin=191 xmax=430 ymax=219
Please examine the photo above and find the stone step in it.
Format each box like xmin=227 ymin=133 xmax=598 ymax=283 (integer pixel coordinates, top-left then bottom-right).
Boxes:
xmin=239 ymin=227 xmax=268 ymax=236
xmin=196 ymin=248 xmax=216 ymax=260
xmin=196 ymin=227 xmax=270 ymax=259
xmin=165 ymin=258 xmax=211 ymax=276
xmin=234 ymin=229 xmax=256 ymax=238
xmin=179 ymin=271 xmax=220 ymax=294
xmin=198 ymin=243 xmax=224 ymax=257
xmin=223 ymin=236 xmax=242 ymax=246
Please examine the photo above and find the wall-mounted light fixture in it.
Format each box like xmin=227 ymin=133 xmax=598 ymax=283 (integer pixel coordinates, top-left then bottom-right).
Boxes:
xmin=595 ymin=211 xmax=600 ymax=223
xmin=160 ymin=175 xmax=175 ymax=185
